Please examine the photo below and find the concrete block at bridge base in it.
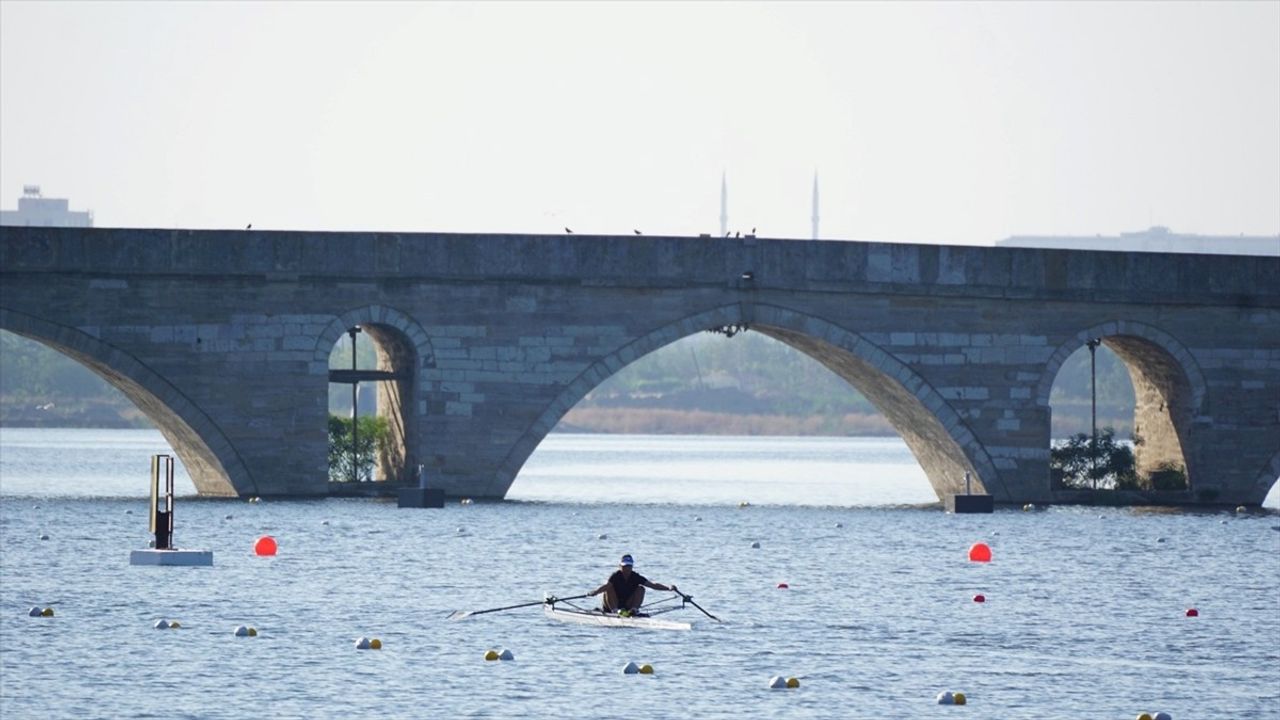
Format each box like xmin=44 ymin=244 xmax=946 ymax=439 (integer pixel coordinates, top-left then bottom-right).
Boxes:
xmin=946 ymin=494 xmax=994 ymax=514
xmin=398 ymin=488 xmax=445 ymax=509
xmin=129 ymin=549 xmax=214 ymax=566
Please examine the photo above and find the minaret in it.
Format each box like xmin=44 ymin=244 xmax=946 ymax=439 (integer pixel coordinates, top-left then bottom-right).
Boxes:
xmin=719 ymin=171 xmax=728 ymax=237
xmin=811 ymin=171 xmax=820 ymax=240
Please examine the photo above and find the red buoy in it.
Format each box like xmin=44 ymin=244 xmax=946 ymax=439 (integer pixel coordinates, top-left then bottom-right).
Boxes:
xmin=1185 ymin=608 xmax=1199 ymax=617
xmin=776 ymin=582 xmax=789 ymax=589
xmin=254 ymin=535 xmax=277 ymax=556
xmin=973 ymin=594 xmax=986 ymax=603
xmin=968 ymin=542 xmax=992 ymax=562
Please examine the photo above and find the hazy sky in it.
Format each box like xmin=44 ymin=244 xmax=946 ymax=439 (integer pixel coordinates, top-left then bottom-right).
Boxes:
xmin=2 ymin=1 xmax=1277 ymax=244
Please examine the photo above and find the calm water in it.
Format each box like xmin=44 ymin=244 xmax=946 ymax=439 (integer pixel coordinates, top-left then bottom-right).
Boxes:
xmin=1 ymin=428 xmax=1278 ymax=719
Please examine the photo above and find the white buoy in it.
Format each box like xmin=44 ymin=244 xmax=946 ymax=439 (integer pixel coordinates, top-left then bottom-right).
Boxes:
xmin=598 ymin=533 xmax=608 ymax=540
xmin=322 ymin=520 xmax=330 ymax=526
xmin=355 ymin=637 xmax=371 ymax=649
xmin=233 ymin=625 xmax=254 ymax=637
xmin=750 ymin=541 xmax=761 ymax=549
xmin=834 ymin=522 xmax=843 ymax=528
xmin=768 ymin=676 xmax=787 ymax=689
xmin=499 ymin=649 xmax=514 ymax=661
xmin=1156 ymin=537 xmax=1166 ymax=543
xmin=153 ymin=619 xmax=170 ymax=630
xmin=936 ymin=691 xmax=955 ymax=705
xmin=623 ymin=661 xmax=640 ymax=674
xmin=1153 ymin=712 xmax=1172 ymax=720
xmin=27 ymin=606 xmax=42 ymax=617
xmin=694 ymin=516 xmax=702 ymax=522
xmin=224 ymin=514 xmax=233 ymax=520
xmin=39 ymin=534 xmax=50 ymax=541
xmin=125 ymin=509 xmax=133 ymax=515
xmin=457 ymin=527 xmax=465 ymax=534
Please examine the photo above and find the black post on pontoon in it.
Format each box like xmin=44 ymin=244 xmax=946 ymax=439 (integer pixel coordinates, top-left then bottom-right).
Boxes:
xmin=150 ymin=454 xmax=175 ymax=550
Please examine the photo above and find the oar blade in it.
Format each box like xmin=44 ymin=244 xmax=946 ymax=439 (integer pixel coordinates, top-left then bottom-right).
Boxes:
xmin=447 ymin=610 xmax=474 ymax=621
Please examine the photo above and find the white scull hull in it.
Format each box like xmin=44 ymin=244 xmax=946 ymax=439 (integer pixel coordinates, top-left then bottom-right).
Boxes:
xmin=543 ymin=604 xmax=692 ymax=631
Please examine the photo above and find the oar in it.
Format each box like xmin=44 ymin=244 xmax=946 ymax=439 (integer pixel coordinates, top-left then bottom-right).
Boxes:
xmin=448 ymin=593 xmax=592 ymax=621
xmin=672 ymin=586 xmax=720 ymax=622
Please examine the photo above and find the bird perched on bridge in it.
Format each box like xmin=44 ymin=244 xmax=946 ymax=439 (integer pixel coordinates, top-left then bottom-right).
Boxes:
xmin=564 ymin=227 xmax=573 ymax=234
xmin=246 ymin=223 xmax=252 ymax=230
xmin=735 ymin=231 xmax=740 ymax=238
xmin=633 ymin=229 xmax=642 ymax=235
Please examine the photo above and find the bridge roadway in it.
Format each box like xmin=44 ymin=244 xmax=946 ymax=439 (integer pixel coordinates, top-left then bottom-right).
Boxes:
xmin=1 ymin=227 xmax=1277 ymax=505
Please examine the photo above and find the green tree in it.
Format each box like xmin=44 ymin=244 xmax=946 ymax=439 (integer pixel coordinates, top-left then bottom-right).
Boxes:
xmin=1050 ymin=427 xmax=1138 ymax=490
xmin=328 ymin=414 xmax=390 ymax=482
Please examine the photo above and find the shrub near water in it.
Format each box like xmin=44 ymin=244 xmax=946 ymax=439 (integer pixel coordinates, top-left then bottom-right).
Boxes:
xmin=328 ymin=415 xmax=390 ymax=482
xmin=1050 ymin=427 xmax=1187 ymax=491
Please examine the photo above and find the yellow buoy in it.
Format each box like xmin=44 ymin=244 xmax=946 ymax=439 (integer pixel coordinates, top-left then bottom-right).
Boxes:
xmin=169 ymin=620 xmax=181 ymax=629
xmin=638 ymin=664 xmax=654 ymax=674
xmin=370 ymin=638 xmax=382 ymax=650
xmin=786 ymin=677 xmax=800 ymax=688
xmin=1137 ymin=714 xmax=1153 ymax=720
xmin=41 ymin=608 xmax=54 ymax=617
xmin=484 ymin=649 xmax=500 ymax=661
xmin=953 ymin=692 xmax=966 ymax=705
xmin=247 ymin=627 xmax=258 ymax=636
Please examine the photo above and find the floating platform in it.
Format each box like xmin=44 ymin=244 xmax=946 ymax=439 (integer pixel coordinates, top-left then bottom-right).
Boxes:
xmin=946 ymin=494 xmax=994 ymax=514
xmin=129 ymin=549 xmax=213 ymax=566
xmin=398 ymin=487 xmax=445 ymax=508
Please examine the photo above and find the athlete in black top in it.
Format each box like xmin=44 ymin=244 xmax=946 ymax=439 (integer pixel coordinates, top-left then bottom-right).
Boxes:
xmin=589 ymin=554 xmax=674 ymax=614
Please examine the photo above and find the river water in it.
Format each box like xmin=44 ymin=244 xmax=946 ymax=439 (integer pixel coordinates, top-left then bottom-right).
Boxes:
xmin=1 ymin=428 xmax=1277 ymax=719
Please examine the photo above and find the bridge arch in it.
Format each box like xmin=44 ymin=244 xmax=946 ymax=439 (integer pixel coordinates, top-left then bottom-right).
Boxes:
xmin=1253 ymin=450 xmax=1280 ymax=499
xmin=493 ymin=303 xmax=1004 ymax=501
xmin=1037 ymin=320 xmax=1206 ymax=484
xmin=314 ymin=305 xmax=434 ymax=483
xmin=0 ymin=307 xmax=253 ymax=496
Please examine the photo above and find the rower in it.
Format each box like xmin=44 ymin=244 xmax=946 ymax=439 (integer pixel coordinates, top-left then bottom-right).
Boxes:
xmin=588 ymin=554 xmax=675 ymax=616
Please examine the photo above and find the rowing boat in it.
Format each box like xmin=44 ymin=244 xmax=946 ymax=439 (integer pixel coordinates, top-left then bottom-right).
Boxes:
xmin=543 ymin=603 xmax=693 ymax=631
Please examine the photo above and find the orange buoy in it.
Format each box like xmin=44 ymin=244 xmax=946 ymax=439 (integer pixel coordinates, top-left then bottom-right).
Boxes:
xmin=968 ymin=542 xmax=992 ymax=562
xmin=973 ymin=594 xmax=986 ymax=603
xmin=1185 ymin=608 xmax=1199 ymax=617
xmin=254 ymin=535 xmax=277 ymax=556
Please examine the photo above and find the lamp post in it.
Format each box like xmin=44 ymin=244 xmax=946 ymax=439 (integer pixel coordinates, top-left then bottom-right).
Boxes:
xmin=1086 ymin=337 xmax=1102 ymax=489
xmin=348 ymin=326 xmax=361 ymax=483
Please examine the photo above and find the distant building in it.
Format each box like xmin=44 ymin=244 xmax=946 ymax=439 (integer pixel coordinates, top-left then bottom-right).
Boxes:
xmin=0 ymin=185 xmax=93 ymax=227
xmin=998 ymin=226 xmax=1278 ymax=257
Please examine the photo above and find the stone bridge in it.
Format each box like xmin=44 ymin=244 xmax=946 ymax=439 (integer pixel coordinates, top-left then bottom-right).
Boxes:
xmin=2 ymin=227 xmax=1277 ymax=505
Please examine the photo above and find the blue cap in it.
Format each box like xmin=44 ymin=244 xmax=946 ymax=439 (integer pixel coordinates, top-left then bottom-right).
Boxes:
xmin=620 ymin=554 xmax=634 ymax=566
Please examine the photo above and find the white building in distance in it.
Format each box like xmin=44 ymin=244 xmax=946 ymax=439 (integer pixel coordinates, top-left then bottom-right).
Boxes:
xmin=998 ymin=226 xmax=1278 ymax=257
xmin=0 ymin=185 xmax=93 ymax=227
